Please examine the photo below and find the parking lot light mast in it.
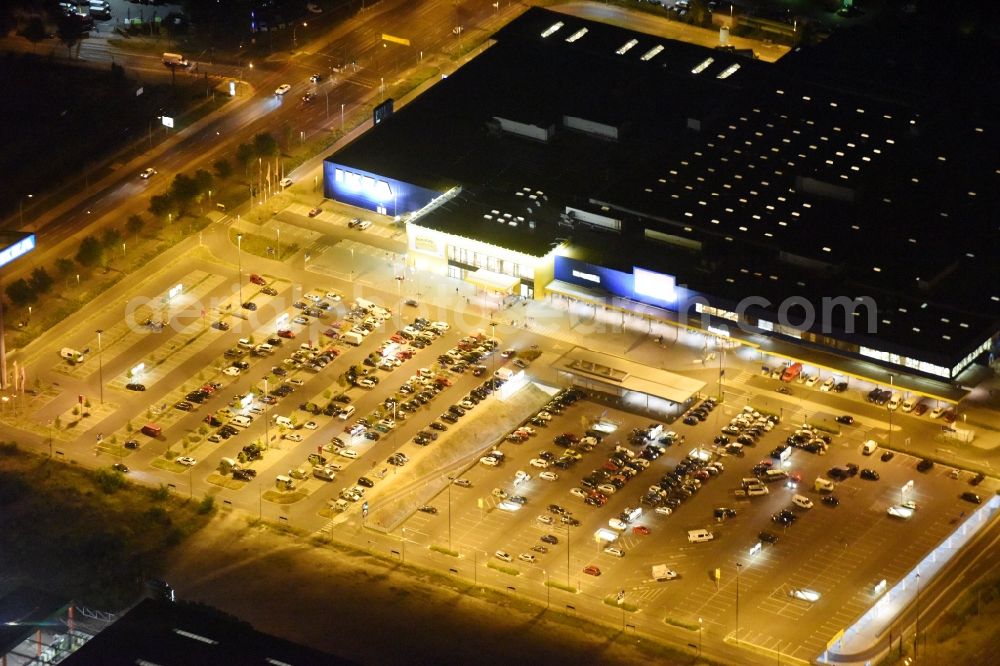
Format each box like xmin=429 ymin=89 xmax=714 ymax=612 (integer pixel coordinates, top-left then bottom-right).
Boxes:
xmin=543 ymin=569 xmax=550 ymax=609
xmin=736 ymin=562 xmax=742 ymax=646
xmin=448 ymin=477 xmax=453 ymax=551
xmin=96 ymin=329 xmax=104 ymax=405
xmin=237 ymin=234 xmax=244 ymax=306
xmin=699 ymin=617 xmax=703 ymax=656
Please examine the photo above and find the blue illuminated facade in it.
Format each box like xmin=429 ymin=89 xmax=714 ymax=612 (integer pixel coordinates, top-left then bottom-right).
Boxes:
xmin=554 ymin=256 xmax=693 ymax=311
xmin=323 ymin=160 xmax=439 ymax=216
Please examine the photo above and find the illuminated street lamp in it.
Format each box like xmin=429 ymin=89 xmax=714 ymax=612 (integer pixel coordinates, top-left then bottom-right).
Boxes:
xmin=19 ymin=194 xmax=32 ymax=227
xmin=96 ymin=329 xmax=104 ymax=405
xmin=237 ymin=234 xmax=244 ymax=306
xmin=736 ymin=562 xmax=742 ymax=646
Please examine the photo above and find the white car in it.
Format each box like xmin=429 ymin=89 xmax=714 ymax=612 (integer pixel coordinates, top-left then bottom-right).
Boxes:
xmin=929 ymin=406 xmax=947 ymax=419
xmin=805 ymin=375 xmax=820 ymax=388
xmin=480 ymin=456 xmax=500 ymax=467
xmin=356 ymin=220 xmax=372 ymax=231
xmin=789 ymin=588 xmax=821 ymax=603
xmin=222 ymin=367 xmax=241 ymax=376
xmin=513 ymin=470 xmax=531 ymax=484
xmin=608 ymin=518 xmax=628 ymax=531
xmin=339 ymin=448 xmax=359 ymax=459
xmin=279 ymin=177 xmax=293 ymax=188
xmin=139 ymin=167 xmax=156 ymax=179
xmin=497 ymin=500 xmax=522 ymax=512
xmin=655 ymin=506 xmax=673 ymax=516
xmin=603 ymin=547 xmax=624 ymax=557
xmin=539 ymin=471 xmax=559 ymax=482
xmin=275 ymin=84 xmax=291 ymax=95
xmin=821 ymin=377 xmax=836 ymax=392
xmin=529 ymin=458 xmax=549 ymax=469
xmin=358 ymin=379 xmax=376 ymax=389
xmin=887 ymin=505 xmax=915 ymax=520
xmin=303 ymin=421 xmax=318 ymax=430
xmin=537 ymin=514 xmax=554 ymax=525
xmin=176 ymin=456 xmax=197 ymax=466
xmin=304 ymin=293 xmax=322 ymax=303
xmin=283 ymin=433 xmax=303 ymax=442
xmin=430 ymin=321 xmax=450 ymax=332
xmin=597 ymin=483 xmax=617 ymax=495
xmin=325 ymin=291 xmax=342 ymax=301
xmin=495 ymin=550 xmax=513 ymax=563
xmin=569 ymin=487 xmax=587 ymax=499
xmin=518 ymin=553 xmax=536 ymax=563
xmin=535 ymin=411 xmax=552 ymax=421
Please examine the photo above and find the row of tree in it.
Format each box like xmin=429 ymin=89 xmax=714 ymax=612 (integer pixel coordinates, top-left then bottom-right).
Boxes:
xmin=5 ymin=215 xmax=145 ymax=307
xmin=146 ymin=131 xmax=277 ymax=219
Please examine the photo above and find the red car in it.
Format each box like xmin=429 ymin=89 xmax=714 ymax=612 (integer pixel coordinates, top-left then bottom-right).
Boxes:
xmin=277 ymin=329 xmax=296 ymax=339
xmin=943 ymin=409 xmax=958 ymax=424
xmin=250 ymin=274 xmax=267 ymax=285
xmin=583 ymin=565 xmax=602 ymax=577
xmin=633 ymin=525 xmax=651 ymax=536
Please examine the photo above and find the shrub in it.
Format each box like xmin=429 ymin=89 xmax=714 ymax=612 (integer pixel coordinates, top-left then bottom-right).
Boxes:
xmin=94 ymin=468 xmax=126 ymax=494
xmin=197 ymin=496 xmax=215 ymax=515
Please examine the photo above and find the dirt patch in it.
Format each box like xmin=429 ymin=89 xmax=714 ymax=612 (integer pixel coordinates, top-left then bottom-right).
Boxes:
xmin=165 ymin=512 xmax=696 ymax=665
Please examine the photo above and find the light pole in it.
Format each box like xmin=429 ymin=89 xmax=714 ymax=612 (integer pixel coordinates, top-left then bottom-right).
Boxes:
xmin=543 ymin=569 xmax=550 ymax=609
xmin=341 ymin=103 xmax=345 ymax=130
xmin=915 ymin=571 xmax=921 ymax=658
xmin=699 ymin=617 xmax=703 ymax=656
xmin=237 ymin=234 xmax=244 ymax=306
xmin=19 ymin=194 xmax=32 ymax=227
xmin=736 ymin=562 xmax=742 ymax=646
xmin=350 ymin=247 xmax=355 ymax=282
xmin=448 ymin=476 xmax=453 ymax=550
xmin=888 ymin=374 xmax=894 ymax=449
xmin=401 ymin=527 xmax=406 ymax=565
xmin=96 ymin=329 xmax=104 ymax=405
xmin=263 ymin=378 xmax=270 ymax=449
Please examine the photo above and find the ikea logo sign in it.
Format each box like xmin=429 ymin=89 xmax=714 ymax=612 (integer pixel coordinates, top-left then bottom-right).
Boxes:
xmin=334 ymin=168 xmax=393 ymax=202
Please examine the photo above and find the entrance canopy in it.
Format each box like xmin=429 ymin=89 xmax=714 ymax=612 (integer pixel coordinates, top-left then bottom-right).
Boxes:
xmin=556 ymin=346 xmax=705 ymax=405
xmin=467 ymin=268 xmax=521 ymax=293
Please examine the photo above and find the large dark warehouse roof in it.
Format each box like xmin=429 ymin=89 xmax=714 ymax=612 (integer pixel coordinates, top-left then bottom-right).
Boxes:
xmin=327 ymin=6 xmax=999 ymax=371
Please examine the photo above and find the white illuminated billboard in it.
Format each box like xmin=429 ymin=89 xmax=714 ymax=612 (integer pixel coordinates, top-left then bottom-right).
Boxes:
xmin=633 ymin=267 xmax=676 ymax=302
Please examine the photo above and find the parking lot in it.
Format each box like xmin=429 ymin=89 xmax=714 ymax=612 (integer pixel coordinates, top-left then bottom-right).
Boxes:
xmin=398 ymin=391 xmax=997 ymax=661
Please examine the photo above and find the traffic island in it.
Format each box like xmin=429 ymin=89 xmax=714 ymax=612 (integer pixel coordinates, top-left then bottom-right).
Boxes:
xmin=206 ymin=472 xmax=244 ymax=490
xmin=487 ymin=561 xmax=520 ymax=577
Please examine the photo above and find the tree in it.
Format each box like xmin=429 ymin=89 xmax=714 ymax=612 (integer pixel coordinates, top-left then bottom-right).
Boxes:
xmin=253 ymin=132 xmax=278 ymax=157
xmin=149 ymin=193 xmax=177 ymax=219
xmin=76 ymin=235 xmax=104 ymax=267
xmin=21 ymin=18 xmax=47 ymax=52
xmin=55 ymin=12 xmax=82 ymax=59
xmin=5 ymin=279 xmax=36 ymax=307
xmin=126 ymin=214 xmax=144 ymax=239
xmin=102 ymin=227 xmax=122 ymax=249
xmin=235 ymin=143 xmax=255 ymax=171
xmin=55 ymin=257 xmax=75 ymax=277
xmin=194 ymin=169 xmax=214 ymax=196
xmin=169 ymin=174 xmax=199 ymax=211
xmin=214 ymin=159 xmax=233 ymax=179
xmin=29 ymin=267 xmax=53 ymax=294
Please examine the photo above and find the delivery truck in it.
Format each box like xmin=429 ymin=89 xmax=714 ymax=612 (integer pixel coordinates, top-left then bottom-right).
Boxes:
xmin=162 ymin=52 xmax=190 ymax=67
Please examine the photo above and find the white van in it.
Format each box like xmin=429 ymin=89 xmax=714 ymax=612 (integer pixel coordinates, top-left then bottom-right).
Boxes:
xmin=342 ymin=332 xmax=364 ymax=346
xmin=887 ymin=393 xmax=902 ymax=410
xmin=274 ymin=415 xmax=293 ymax=428
xmin=337 ymin=405 xmax=356 ymax=421
xmin=792 ymin=494 xmax=814 ymax=509
xmin=687 ymin=529 xmax=714 ymax=543
xmin=231 ymin=415 xmax=253 ymax=428
xmin=255 ymin=343 xmax=274 ymax=355
xmin=219 ymin=457 xmax=238 ymax=472
xmin=60 ymin=347 xmax=86 ymax=363
xmin=862 ymin=440 xmax=878 ymax=456
xmin=275 ymin=475 xmax=295 ymax=490
xmin=237 ymin=338 xmax=253 ymax=349
xmin=901 ymin=397 xmax=917 ymax=413
xmin=312 ymin=466 xmax=336 ymax=481
xmin=814 ymin=477 xmax=835 ymax=493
